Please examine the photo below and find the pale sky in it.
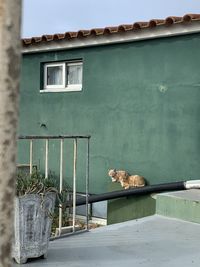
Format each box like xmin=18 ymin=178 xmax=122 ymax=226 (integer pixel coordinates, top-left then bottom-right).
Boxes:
xmin=22 ymin=0 xmax=200 ymax=37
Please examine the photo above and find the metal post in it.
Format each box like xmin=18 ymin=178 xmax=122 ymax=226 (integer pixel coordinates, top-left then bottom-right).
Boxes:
xmin=73 ymin=138 xmax=77 ymax=232
xmin=58 ymin=139 xmax=64 ymax=236
xmin=29 ymin=139 xmax=33 ymax=175
xmin=45 ymin=139 xmax=49 ymax=179
xmin=86 ymin=138 xmax=90 ymax=230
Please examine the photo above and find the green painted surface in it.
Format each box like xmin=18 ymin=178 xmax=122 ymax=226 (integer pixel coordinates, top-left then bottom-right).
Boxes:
xmin=107 ymin=195 xmax=156 ymax=224
xmin=19 ymin=33 xmax=200 ymax=194
xmin=107 ymin=181 xmax=155 ymax=223
xmin=156 ymin=191 xmax=200 ymax=224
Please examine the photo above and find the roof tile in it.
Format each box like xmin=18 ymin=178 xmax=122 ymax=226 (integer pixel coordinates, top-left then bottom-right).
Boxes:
xmin=183 ymin=14 xmax=200 ymax=22
xmin=148 ymin=19 xmax=165 ymax=28
xmin=22 ymin=13 xmax=200 ymax=47
xmin=165 ymin=16 xmax=183 ymax=25
xmin=118 ymin=24 xmax=133 ymax=31
xmin=90 ymin=28 xmax=105 ymax=35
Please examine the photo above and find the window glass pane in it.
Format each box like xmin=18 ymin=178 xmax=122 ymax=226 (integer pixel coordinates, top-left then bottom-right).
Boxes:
xmin=47 ymin=66 xmax=63 ymax=85
xmin=67 ymin=64 xmax=82 ymax=85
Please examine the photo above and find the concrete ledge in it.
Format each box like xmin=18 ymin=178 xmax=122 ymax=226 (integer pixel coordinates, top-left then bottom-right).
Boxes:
xmin=156 ymin=189 xmax=200 ymax=223
xmin=107 ymin=194 xmax=156 ymax=225
xmin=55 ymin=225 xmax=81 ymax=237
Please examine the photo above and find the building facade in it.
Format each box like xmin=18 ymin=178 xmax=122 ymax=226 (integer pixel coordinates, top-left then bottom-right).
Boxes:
xmin=19 ymin=14 xmax=200 ymax=221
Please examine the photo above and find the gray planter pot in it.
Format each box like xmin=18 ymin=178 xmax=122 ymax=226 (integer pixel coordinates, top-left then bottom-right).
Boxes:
xmin=12 ymin=192 xmax=56 ymax=264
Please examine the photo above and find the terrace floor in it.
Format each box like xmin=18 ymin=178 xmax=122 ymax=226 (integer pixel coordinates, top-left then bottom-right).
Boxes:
xmin=12 ymin=215 xmax=200 ymax=267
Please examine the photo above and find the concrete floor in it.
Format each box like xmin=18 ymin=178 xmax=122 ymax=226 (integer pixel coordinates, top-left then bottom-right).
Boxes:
xmin=12 ymin=215 xmax=200 ymax=267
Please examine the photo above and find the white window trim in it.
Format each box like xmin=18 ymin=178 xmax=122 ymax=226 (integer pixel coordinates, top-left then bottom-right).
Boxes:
xmin=67 ymin=62 xmax=82 ymax=67
xmin=42 ymin=61 xmax=83 ymax=93
xmin=40 ymin=86 xmax=82 ymax=93
xmin=44 ymin=62 xmax=66 ymax=89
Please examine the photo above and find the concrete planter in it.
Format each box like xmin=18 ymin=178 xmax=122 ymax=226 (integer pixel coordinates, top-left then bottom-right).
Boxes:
xmin=12 ymin=192 xmax=56 ymax=264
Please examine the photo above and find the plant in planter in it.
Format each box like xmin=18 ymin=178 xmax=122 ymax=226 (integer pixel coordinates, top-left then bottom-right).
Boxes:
xmin=12 ymin=169 xmax=59 ymax=264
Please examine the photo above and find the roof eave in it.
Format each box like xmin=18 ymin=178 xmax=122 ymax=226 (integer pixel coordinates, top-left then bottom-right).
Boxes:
xmin=22 ymin=21 xmax=200 ymax=54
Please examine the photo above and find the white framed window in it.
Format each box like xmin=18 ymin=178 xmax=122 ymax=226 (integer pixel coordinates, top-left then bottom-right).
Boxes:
xmin=44 ymin=63 xmax=65 ymax=89
xmin=42 ymin=61 xmax=83 ymax=92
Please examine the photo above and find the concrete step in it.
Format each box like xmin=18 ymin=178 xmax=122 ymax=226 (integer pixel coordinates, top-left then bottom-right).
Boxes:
xmin=156 ymin=189 xmax=200 ymax=223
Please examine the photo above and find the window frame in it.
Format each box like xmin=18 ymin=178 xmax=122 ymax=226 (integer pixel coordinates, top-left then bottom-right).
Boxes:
xmin=44 ymin=62 xmax=66 ymax=90
xmin=41 ymin=60 xmax=83 ymax=93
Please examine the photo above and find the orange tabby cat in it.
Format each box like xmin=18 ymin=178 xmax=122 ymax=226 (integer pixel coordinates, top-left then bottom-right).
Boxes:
xmin=108 ymin=169 xmax=145 ymax=189
xmin=108 ymin=169 xmax=128 ymax=182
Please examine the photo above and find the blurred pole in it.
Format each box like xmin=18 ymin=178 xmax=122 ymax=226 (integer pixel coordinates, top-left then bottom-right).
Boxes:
xmin=72 ymin=138 xmax=77 ymax=232
xmin=0 ymin=0 xmax=21 ymax=266
xmin=58 ymin=138 xmax=64 ymax=236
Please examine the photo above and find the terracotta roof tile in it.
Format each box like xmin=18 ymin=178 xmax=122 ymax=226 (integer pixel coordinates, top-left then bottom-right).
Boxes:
xmin=165 ymin=16 xmax=183 ymax=25
xmin=22 ymin=13 xmax=200 ymax=47
xmin=77 ymin=30 xmax=91 ymax=37
xmin=42 ymin=35 xmax=54 ymax=41
xmin=133 ymin=22 xmax=149 ymax=30
xmin=31 ymin=37 xmax=42 ymax=43
xmin=118 ymin=24 xmax=133 ymax=31
xmin=23 ymin=38 xmax=32 ymax=45
xmin=53 ymin=34 xmax=65 ymax=40
xmin=148 ymin=19 xmax=165 ymax=28
xmin=90 ymin=28 xmax=105 ymax=35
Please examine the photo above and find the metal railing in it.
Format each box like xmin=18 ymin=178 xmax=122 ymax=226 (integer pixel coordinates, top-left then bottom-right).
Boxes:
xmin=18 ymin=135 xmax=91 ymax=237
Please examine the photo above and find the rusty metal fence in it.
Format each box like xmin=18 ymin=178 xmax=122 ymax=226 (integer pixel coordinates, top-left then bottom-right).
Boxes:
xmin=18 ymin=135 xmax=91 ymax=237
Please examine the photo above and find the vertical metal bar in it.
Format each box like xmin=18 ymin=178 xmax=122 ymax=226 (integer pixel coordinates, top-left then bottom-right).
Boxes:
xmin=45 ymin=139 xmax=49 ymax=179
xmin=60 ymin=139 xmax=64 ymax=192
xmin=29 ymin=139 xmax=33 ymax=175
xmin=73 ymin=138 xmax=77 ymax=232
xmin=86 ymin=138 xmax=90 ymax=230
xmin=58 ymin=139 xmax=64 ymax=236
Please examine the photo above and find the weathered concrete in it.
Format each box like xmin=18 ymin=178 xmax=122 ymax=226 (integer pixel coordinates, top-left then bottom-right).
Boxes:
xmin=156 ymin=189 xmax=200 ymax=223
xmin=0 ymin=0 xmax=21 ymax=266
xmin=12 ymin=215 xmax=200 ymax=267
xmin=12 ymin=193 xmax=56 ymax=264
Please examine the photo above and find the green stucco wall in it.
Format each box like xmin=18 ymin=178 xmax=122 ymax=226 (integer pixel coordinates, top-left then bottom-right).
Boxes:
xmin=19 ymin=33 xmax=200 ymax=195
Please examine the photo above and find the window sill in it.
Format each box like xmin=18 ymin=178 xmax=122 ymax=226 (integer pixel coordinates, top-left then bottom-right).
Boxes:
xmin=40 ymin=87 xmax=82 ymax=93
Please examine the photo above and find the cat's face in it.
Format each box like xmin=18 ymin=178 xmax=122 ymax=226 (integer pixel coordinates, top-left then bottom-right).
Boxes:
xmin=108 ymin=169 xmax=117 ymax=182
